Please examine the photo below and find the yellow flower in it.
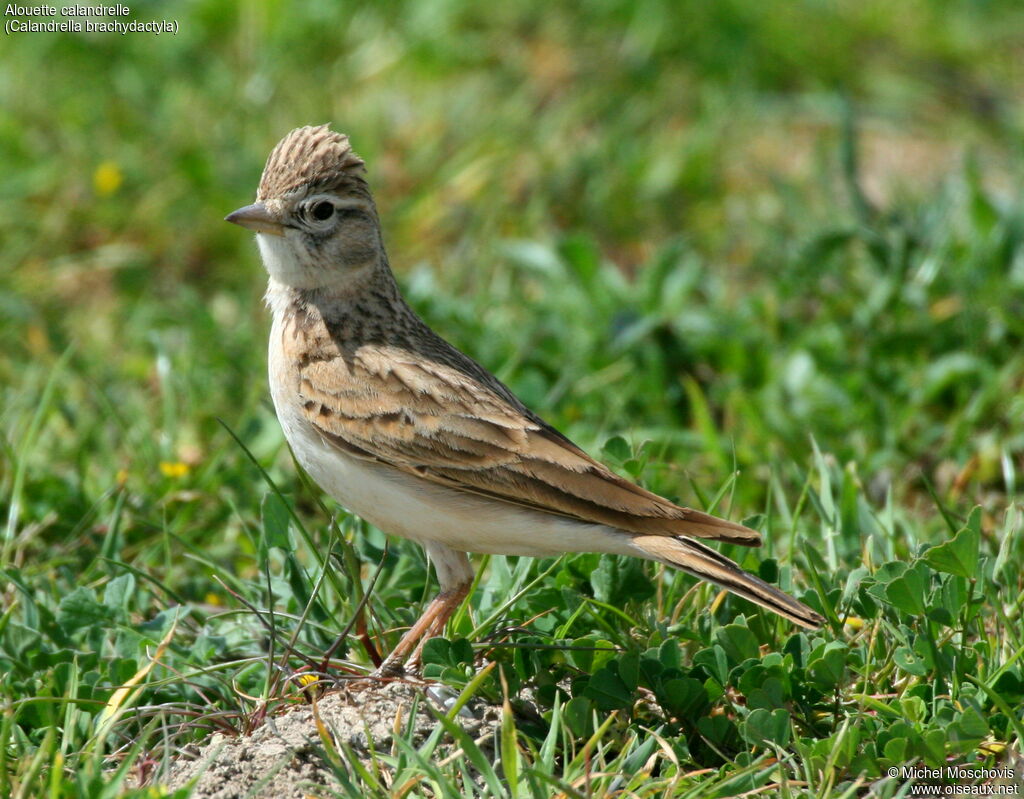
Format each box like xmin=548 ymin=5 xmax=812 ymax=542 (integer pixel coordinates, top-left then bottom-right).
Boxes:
xmin=296 ymin=673 xmax=321 ymax=699
xmin=25 ymin=323 xmax=49 ymax=356
xmin=159 ymin=461 xmax=190 ymax=478
xmin=844 ymin=616 xmax=866 ymax=629
xmin=93 ymin=161 xmax=123 ymax=196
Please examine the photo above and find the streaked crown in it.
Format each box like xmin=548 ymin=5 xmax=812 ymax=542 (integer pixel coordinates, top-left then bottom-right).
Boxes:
xmin=257 ymin=125 xmax=367 ymax=201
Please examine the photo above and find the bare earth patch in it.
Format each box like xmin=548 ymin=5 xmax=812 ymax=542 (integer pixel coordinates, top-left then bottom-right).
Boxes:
xmin=164 ymin=681 xmax=501 ymax=799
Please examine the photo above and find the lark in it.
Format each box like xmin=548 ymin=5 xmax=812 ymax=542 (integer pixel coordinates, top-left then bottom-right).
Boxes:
xmin=226 ymin=125 xmax=823 ymax=675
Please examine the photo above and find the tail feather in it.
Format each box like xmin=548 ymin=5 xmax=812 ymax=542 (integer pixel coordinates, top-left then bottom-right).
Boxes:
xmin=673 ymin=508 xmax=762 ymax=546
xmin=632 ymin=534 xmax=824 ymax=629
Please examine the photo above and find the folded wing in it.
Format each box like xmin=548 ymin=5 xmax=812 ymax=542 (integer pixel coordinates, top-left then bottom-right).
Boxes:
xmin=297 ymin=345 xmax=761 ymax=546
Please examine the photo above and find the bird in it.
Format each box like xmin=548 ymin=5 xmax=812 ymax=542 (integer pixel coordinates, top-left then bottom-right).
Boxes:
xmin=225 ymin=125 xmax=823 ymax=676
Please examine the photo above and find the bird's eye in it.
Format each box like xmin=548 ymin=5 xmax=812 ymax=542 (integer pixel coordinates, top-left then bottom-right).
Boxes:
xmin=310 ymin=201 xmax=335 ymax=221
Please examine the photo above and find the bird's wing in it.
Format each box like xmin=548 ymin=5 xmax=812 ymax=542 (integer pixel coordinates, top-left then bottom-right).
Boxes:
xmin=296 ymin=344 xmax=760 ymax=545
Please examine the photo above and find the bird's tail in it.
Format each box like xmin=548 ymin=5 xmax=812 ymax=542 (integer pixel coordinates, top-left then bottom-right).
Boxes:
xmin=631 ymin=534 xmax=824 ymax=629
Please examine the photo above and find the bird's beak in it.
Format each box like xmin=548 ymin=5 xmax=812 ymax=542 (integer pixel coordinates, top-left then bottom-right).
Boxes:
xmin=224 ymin=202 xmax=286 ymax=236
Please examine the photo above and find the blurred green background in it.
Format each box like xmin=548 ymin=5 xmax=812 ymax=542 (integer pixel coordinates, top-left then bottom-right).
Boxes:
xmin=3 ymin=0 xmax=1024 ymax=793
xmin=3 ymin=0 xmax=1022 ymax=555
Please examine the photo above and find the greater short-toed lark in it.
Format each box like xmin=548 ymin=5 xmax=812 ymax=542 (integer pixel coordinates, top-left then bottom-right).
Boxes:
xmin=226 ymin=125 xmax=823 ymax=675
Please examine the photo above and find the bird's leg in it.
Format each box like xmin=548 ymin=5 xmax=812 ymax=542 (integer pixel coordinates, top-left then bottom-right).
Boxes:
xmin=375 ymin=581 xmax=472 ymax=676
xmin=374 ymin=544 xmax=473 ymax=678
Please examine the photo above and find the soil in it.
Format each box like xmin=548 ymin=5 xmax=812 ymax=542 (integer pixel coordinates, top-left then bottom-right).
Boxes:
xmin=164 ymin=680 xmax=501 ymax=799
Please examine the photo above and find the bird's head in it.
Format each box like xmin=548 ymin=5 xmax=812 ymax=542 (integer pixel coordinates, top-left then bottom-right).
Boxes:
xmin=226 ymin=125 xmax=383 ymax=290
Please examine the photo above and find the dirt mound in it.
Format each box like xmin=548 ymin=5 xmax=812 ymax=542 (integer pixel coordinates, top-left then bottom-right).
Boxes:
xmin=165 ymin=680 xmax=500 ymax=799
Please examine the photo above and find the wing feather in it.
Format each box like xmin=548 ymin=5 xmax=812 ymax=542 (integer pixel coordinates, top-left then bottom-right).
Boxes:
xmin=298 ymin=345 xmax=760 ymax=546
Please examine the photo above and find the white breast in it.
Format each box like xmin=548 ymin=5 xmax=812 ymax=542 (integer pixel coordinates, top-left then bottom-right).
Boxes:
xmin=266 ymin=315 xmax=635 ymax=560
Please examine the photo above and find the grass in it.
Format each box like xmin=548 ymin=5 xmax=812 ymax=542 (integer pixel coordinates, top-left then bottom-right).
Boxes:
xmin=2 ymin=0 xmax=1024 ymax=796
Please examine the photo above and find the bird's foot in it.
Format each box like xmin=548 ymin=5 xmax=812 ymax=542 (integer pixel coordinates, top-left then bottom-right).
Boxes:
xmin=371 ymin=659 xmax=409 ymax=680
